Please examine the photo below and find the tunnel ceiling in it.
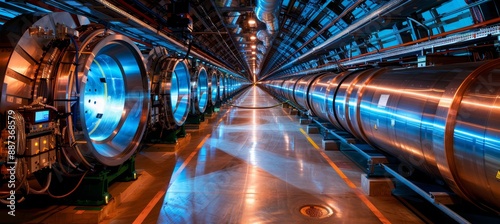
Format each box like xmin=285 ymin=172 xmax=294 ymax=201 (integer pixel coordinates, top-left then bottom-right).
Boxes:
xmin=0 ymin=0 xmax=497 ymax=82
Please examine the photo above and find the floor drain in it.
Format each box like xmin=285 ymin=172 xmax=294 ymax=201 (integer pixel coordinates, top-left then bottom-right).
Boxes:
xmin=299 ymin=205 xmax=334 ymax=219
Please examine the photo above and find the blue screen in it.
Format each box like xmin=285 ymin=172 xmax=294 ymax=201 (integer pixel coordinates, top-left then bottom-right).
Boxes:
xmin=34 ymin=110 xmax=50 ymax=123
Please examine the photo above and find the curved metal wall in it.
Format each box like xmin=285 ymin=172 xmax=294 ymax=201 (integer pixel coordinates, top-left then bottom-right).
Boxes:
xmin=209 ymin=69 xmax=219 ymax=106
xmin=192 ymin=66 xmax=209 ymax=113
xmin=262 ymin=60 xmax=500 ymax=212
xmin=0 ymin=12 xmax=149 ymax=167
xmin=294 ymin=74 xmax=322 ymax=113
xmin=147 ymin=51 xmax=191 ymax=127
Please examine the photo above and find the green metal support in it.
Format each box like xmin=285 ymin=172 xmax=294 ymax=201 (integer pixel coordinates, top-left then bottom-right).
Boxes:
xmin=185 ymin=112 xmax=205 ymax=124
xmin=144 ymin=125 xmax=186 ymax=144
xmin=53 ymin=156 xmax=137 ymax=206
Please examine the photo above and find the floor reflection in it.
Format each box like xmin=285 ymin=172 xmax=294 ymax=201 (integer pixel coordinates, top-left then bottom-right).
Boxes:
xmin=157 ymin=85 xmax=418 ymax=224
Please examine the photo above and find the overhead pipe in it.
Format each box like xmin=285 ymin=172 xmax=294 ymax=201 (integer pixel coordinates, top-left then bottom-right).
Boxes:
xmin=209 ymin=0 xmax=253 ymax=80
xmin=219 ymin=0 xmax=241 ymax=26
xmin=264 ymin=0 xmax=410 ymax=79
xmin=255 ymin=0 xmax=280 ymax=35
xmin=256 ymin=29 xmax=271 ymax=47
xmin=257 ymin=44 xmax=266 ymax=53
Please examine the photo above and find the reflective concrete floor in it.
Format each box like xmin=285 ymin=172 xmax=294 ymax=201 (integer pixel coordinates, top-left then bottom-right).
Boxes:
xmin=141 ymin=85 xmax=422 ymax=223
xmin=0 ymin=85 xmax=424 ymax=223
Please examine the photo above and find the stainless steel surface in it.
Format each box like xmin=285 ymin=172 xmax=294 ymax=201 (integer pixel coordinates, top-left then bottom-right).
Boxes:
xmin=0 ymin=12 xmax=149 ymax=167
xmin=255 ymin=0 xmax=280 ymax=35
xmin=147 ymin=48 xmax=191 ymax=127
xmin=192 ymin=66 xmax=208 ymax=113
xmin=281 ymin=76 xmax=301 ymax=107
xmin=54 ymin=24 xmax=149 ymax=167
xmin=0 ymin=12 xmax=82 ymax=113
xmin=209 ymin=69 xmax=219 ymax=105
xmin=220 ymin=74 xmax=227 ymax=100
xmin=293 ymin=74 xmax=322 ymax=113
xmin=262 ymin=60 xmax=500 ymax=211
xmin=307 ymin=73 xmax=335 ymax=121
xmin=323 ymin=71 xmax=351 ymax=130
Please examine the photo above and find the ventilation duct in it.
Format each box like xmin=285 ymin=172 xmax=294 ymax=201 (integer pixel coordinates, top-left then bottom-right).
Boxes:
xmin=255 ymin=0 xmax=279 ymax=35
xmin=217 ymin=0 xmax=241 ymax=29
xmin=257 ymin=29 xmax=270 ymax=47
xmin=257 ymin=44 xmax=266 ymax=54
xmin=256 ymin=52 xmax=264 ymax=60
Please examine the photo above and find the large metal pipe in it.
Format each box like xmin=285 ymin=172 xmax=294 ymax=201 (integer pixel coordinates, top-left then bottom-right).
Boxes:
xmin=255 ymin=0 xmax=279 ymax=35
xmin=263 ymin=60 xmax=500 ymax=212
xmin=219 ymin=73 xmax=226 ymax=101
xmin=281 ymin=76 xmax=302 ymax=105
xmin=63 ymin=29 xmax=150 ymax=167
xmin=147 ymin=47 xmax=191 ymax=128
xmin=293 ymin=74 xmax=322 ymax=113
xmin=209 ymin=69 xmax=220 ymax=106
xmin=0 ymin=12 xmax=149 ymax=167
xmin=192 ymin=66 xmax=209 ymax=114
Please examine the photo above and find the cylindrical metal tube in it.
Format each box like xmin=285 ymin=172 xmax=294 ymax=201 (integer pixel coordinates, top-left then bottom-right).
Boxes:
xmin=219 ymin=74 xmax=226 ymax=101
xmin=308 ymin=73 xmax=336 ymax=121
xmin=209 ymin=69 xmax=219 ymax=106
xmin=55 ymin=25 xmax=150 ymax=167
xmin=281 ymin=76 xmax=301 ymax=106
xmin=147 ymin=49 xmax=191 ymax=128
xmin=355 ymin=61 xmax=500 ymax=210
xmin=262 ymin=60 xmax=500 ymax=212
xmin=293 ymin=74 xmax=322 ymax=113
xmin=192 ymin=66 xmax=209 ymax=113
xmin=0 ymin=12 xmax=149 ymax=167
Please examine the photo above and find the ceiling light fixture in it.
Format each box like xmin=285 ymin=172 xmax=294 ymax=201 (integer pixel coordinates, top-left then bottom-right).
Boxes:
xmin=251 ymin=45 xmax=256 ymax=49
xmin=250 ymin=36 xmax=256 ymax=40
xmin=248 ymin=18 xmax=256 ymax=26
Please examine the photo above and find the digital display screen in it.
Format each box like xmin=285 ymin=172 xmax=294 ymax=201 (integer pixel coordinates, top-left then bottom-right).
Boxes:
xmin=34 ymin=110 xmax=50 ymax=123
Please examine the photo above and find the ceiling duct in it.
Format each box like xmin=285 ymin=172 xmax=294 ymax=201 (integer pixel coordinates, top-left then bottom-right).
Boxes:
xmin=257 ymin=44 xmax=266 ymax=53
xmin=256 ymin=52 xmax=264 ymax=60
xmin=235 ymin=26 xmax=242 ymax=34
xmin=255 ymin=0 xmax=279 ymax=35
xmin=257 ymin=29 xmax=270 ymax=47
xmin=218 ymin=0 xmax=241 ymax=29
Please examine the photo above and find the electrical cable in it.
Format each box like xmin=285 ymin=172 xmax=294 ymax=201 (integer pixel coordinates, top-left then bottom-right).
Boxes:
xmin=28 ymin=172 xmax=52 ymax=194
xmin=69 ymin=35 xmax=80 ymax=95
xmin=46 ymin=170 xmax=88 ymax=198
xmin=227 ymin=100 xmax=289 ymax=109
xmin=182 ymin=40 xmax=192 ymax=61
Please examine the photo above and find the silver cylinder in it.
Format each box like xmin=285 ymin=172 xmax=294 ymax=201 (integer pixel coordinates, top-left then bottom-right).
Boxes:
xmin=307 ymin=73 xmax=336 ymax=121
xmin=281 ymin=76 xmax=301 ymax=105
xmin=147 ymin=49 xmax=191 ymax=128
xmin=293 ymin=74 xmax=322 ymax=113
xmin=56 ymin=25 xmax=150 ymax=167
xmin=262 ymin=60 xmax=500 ymax=211
xmin=0 ymin=12 xmax=149 ymax=167
xmin=192 ymin=66 xmax=209 ymax=113
xmin=209 ymin=69 xmax=219 ymax=106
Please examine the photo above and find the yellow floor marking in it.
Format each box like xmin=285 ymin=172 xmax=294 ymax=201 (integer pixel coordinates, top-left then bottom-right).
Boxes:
xmin=299 ymin=128 xmax=391 ymax=224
